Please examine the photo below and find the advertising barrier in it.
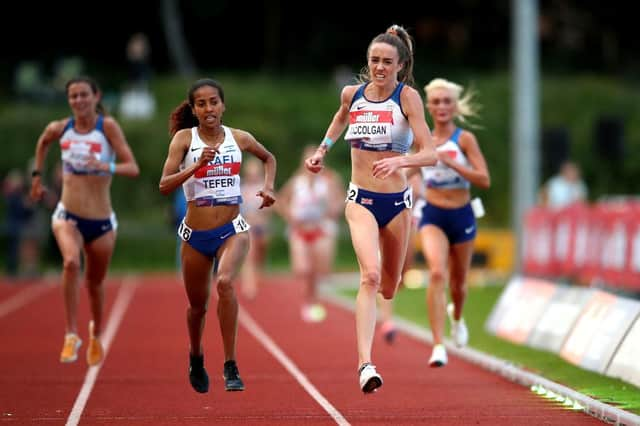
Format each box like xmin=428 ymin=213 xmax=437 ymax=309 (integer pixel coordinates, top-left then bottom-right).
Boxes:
xmin=487 ymin=275 xmax=640 ymax=388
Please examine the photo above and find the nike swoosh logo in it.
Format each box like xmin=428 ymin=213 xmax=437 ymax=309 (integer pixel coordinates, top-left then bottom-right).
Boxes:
xmin=465 ymin=226 xmax=474 ymax=234
xmin=394 ymin=201 xmax=405 ymax=206
xmin=356 ymin=105 xmax=366 ymax=110
xmin=220 ymin=232 xmax=233 ymax=239
xmin=191 ymin=147 xmax=201 ymax=152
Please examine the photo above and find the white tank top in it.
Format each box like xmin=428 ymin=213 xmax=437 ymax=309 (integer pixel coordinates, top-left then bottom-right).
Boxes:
xmin=59 ymin=115 xmax=114 ymax=175
xmin=290 ymin=174 xmax=331 ymax=223
xmin=343 ymin=83 xmax=413 ymax=154
xmin=181 ymin=126 xmax=243 ymax=205
xmin=421 ymin=128 xmax=471 ymax=190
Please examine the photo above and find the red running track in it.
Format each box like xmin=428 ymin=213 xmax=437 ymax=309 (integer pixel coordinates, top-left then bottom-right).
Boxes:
xmin=0 ymin=273 xmax=603 ymax=425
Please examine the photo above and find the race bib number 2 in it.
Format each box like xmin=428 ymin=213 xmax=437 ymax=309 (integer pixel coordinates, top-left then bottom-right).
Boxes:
xmin=346 ymin=182 xmax=359 ymax=202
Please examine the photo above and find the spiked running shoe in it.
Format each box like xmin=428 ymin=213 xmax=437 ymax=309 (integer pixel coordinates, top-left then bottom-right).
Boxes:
xmin=429 ymin=344 xmax=448 ymax=367
xmin=189 ymin=353 xmax=209 ymax=393
xmin=86 ymin=321 xmax=104 ymax=366
xmin=447 ymin=303 xmax=469 ymax=347
xmin=60 ymin=333 xmax=82 ymax=363
xmin=358 ymin=363 xmax=383 ymax=393
xmin=223 ymin=360 xmax=245 ymax=391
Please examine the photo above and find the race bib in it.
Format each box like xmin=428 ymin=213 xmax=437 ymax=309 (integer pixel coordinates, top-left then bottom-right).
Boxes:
xmin=232 ymin=215 xmax=251 ymax=233
xmin=346 ymin=182 xmax=359 ymax=203
xmin=177 ymin=220 xmax=192 ymax=242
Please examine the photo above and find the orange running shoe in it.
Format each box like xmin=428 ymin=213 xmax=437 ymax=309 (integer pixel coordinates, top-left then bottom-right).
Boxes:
xmin=86 ymin=321 xmax=104 ymax=366
xmin=60 ymin=333 xmax=82 ymax=363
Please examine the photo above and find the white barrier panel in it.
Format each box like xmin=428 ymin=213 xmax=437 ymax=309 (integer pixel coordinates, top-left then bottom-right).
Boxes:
xmin=485 ymin=276 xmax=521 ymax=335
xmin=527 ymin=285 xmax=593 ymax=353
xmin=560 ymin=291 xmax=640 ymax=373
xmin=488 ymin=275 xmax=640 ymax=391
xmin=606 ymin=315 xmax=640 ymax=388
xmin=485 ymin=276 xmax=557 ymax=344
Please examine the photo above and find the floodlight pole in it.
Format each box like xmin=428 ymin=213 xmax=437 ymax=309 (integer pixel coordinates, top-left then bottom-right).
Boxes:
xmin=512 ymin=0 xmax=540 ymax=272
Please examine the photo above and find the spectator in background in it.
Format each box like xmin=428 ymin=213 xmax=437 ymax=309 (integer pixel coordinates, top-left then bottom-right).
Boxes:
xmin=540 ymin=160 xmax=587 ymax=209
xmin=419 ymin=78 xmax=490 ymax=367
xmin=158 ymin=78 xmax=276 ymax=394
xmin=20 ymin=158 xmax=60 ymax=278
xmin=126 ymin=32 xmax=152 ymax=89
xmin=304 ymin=24 xmax=436 ymax=393
xmin=30 ymin=76 xmax=140 ymax=366
xmin=19 ymin=159 xmax=48 ymax=278
xmin=276 ymin=145 xmax=344 ymax=322
xmin=120 ymin=32 xmax=155 ymax=119
xmin=239 ymin=157 xmax=273 ymax=300
xmin=2 ymin=169 xmax=33 ymax=278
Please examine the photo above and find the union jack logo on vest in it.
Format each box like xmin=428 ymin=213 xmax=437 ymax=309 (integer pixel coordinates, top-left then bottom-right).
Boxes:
xmin=361 ymin=197 xmax=373 ymax=205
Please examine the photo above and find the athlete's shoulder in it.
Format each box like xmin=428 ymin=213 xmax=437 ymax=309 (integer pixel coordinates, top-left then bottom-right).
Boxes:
xmin=458 ymin=128 xmax=478 ymax=145
xmin=228 ymin=127 xmax=257 ymax=149
xmin=398 ymin=84 xmax=424 ymax=115
xmin=101 ymin=114 xmax=120 ymax=128
xmin=101 ymin=115 xmax=126 ymax=138
xmin=227 ymin=126 xmax=250 ymax=140
xmin=399 ymin=83 xmax=421 ymax=99
xmin=44 ymin=117 xmax=69 ymax=138
xmin=172 ymin=128 xmax=193 ymax=144
xmin=340 ymin=84 xmax=361 ymax=99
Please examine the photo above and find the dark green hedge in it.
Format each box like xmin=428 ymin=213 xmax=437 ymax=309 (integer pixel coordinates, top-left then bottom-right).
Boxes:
xmin=1 ymin=71 xmax=639 ymax=271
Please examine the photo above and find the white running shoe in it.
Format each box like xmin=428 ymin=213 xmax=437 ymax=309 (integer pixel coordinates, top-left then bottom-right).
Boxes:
xmin=358 ymin=363 xmax=383 ymax=393
xmin=447 ymin=303 xmax=469 ymax=347
xmin=301 ymin=304 xmax=327 ymax=323
xmin=429 ymin=344 xmax=448 ymax=367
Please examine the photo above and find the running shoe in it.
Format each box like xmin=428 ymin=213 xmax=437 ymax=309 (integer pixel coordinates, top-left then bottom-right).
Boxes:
xmin=223 ymin=360 xmax=245 ymax=391
xmin=301 ymin=304 xmax=327 ymax=322
xmin=86 ymin=321 xmax=104 ymax=366
xmin=59 ymin=333 xmax=82 ymax=363
xmin=429 ymin=344 xmax=448 ymax=367
xmin=358 ymin=362 xmax=383 ymax=393
xmin=447 ymin=303 xmax=469 ymax=347
xmin=380 ymin=320 xmax=397 ymax=344
xmin=189 ymin=353 xmax=209 ymax=393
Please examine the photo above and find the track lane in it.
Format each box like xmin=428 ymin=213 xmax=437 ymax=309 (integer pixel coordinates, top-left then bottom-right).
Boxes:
xmin=0 ymin=277 xmax=124 ymax=423
xmin=239 ymin=274 xmax=602 ymax=425
xmin=81 ymin=274 xmax=338 ymax=425
xmin=0 ymin=273 xmax=606 ymax=425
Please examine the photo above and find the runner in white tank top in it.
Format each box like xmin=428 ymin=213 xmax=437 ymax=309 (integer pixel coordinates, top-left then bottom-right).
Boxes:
xmin=419 ymin=78 xmax=491 ymax=368
xmin=159 ymin=78 xmax=277 ymax=394
xmin=180 ymin=125 xmax=243 ymax=206
xmin=239 ymin=157 xmax=273 ymax=299
xmin=30 ymin=76 xmax=140 ymax=367
xmin=277 ymin=145 xmax=345 ymax=323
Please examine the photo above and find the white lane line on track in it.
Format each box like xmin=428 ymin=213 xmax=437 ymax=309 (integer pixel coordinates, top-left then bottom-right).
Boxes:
xmin=239 ymin=306 xmax=350 ymax=426
xmin=0 ymin=283 xmax=54 ymax=318
xmin=66 ymin=277 xmax=138 ymax=426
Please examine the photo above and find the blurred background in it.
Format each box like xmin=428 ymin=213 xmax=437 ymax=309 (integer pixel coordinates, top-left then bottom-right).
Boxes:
xmin=1 ymin=0 xmax=639 ymax=282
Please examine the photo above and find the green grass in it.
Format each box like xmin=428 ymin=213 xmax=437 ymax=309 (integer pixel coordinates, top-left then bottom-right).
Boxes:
xmin=339 ymin=282 xmax=640 ymax=415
